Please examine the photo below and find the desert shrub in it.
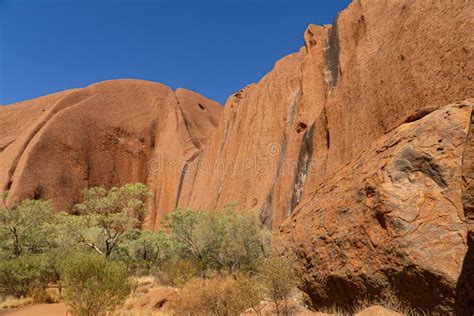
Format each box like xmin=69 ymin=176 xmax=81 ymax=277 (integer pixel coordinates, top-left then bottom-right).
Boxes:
xmin=0 ymin=194 xmax=57 ymax=258
xmin=60 ymin=253 xmax=131 ymax=316
xmin=0 ymin=254 xmax=55 ymax=298
xmin=234 ymin=272 xmax=266 ymax=315
xmin=156 ymin=257 xmax=205 ymax=287
xmin=118 ymin=230 xmax=173 ymax=271
xmin=166 ymin=208 xmax=203 ymax=259
xmin=260 ymin=254 xmax=300 ymax=316
xmin=166 ymin=206 xmax=270 ymax=272
xmin=173 ymin=273 xmax=250 ymax=316
xmin=57 ymin=183 xmax=151 ymax=258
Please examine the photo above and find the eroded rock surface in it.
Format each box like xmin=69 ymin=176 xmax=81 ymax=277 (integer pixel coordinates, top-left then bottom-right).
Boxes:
xmin=179 ymin=0 xmax=473 ymax=229
xmin=0 ymin=0 xmax=472 ymax=312
xmin=280 ymin=101 xmax=473 ymax=313
xmin=0 ymin=79 xmax=222 ymax=226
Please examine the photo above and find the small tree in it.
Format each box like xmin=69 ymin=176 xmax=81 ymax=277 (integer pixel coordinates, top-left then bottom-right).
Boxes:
xmin=260 ymin=254 xmax=300 ymax=315
xmin=58 ymin=183 xmax=151 ymax=258
xmin=235 ymin=272 xmax=265 ymax=315
xmin=0 ymin=192 xmax=56 ymax=258
xmin=60 ymin=253 xmax=131 ymax=316
xmin=0 ymin=254 xmax=55 ymax=298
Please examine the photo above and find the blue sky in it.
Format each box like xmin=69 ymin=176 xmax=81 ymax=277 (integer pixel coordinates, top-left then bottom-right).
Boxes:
xmin=0 ymin=0 xmax=350 ymax=105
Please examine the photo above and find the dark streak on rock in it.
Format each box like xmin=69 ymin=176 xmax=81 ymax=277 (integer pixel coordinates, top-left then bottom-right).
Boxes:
xmin=259 ymin=90 xmax=299 ymax=227
xmin=290 ymin=122 xmax=315 ymax=214
xmin=404 ymin=106 xmax=439 ymax=123
xmin=176 ymin=104 xmax=202 ymax=150
xmin=393 ymin=147 xmax=448 ymax=188
xmin=326 ymin=15 xmax=341 ymax=88
xmin=0 ymin=140 xmax=14 ymax=153
xmin=175 ymin=151 xmax=200 ymax=209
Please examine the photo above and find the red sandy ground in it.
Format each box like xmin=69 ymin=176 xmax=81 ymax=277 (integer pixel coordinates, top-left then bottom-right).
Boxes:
xmin=0 ymin=303 xmax=68 ymax=316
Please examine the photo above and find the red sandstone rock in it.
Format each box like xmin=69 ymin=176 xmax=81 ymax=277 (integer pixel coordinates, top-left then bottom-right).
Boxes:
xmin=0 ymin=80 xmax=222 ymax=225
xmin=129 ymin=287 xmax=178 ymax=311
xmin=0 ymin=0 xmax=472 ymax=312
xmin=280 ymin=101 xmax=473 ymax=313
xmin=180 ymin=0 xmax=473 ymax=230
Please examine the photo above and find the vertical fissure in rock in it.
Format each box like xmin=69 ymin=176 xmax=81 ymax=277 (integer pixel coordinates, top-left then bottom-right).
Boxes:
xmin=289 ymin=122 xmax=315 ymax=214
xmin=325 ymin=15 xmax=341 ymax=89
xmin=259 ymin=89 xmax=300 ymax=227
xmin=0 ymin=140 xmax=14 ymax=153
xmin=176 ymin=103 xmax=202 ymax=150
xmin=175 ymin=151 xmax=200 ymax=209
xmin=322 ymin=106 xmax=331 ymax=149
xmin=183 ymin=154 xmax=202 ymax=206
xmin=219 ymin=111 xmax=235 ymax=154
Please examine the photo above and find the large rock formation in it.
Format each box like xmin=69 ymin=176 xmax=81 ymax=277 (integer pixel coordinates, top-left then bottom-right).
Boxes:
xmin=178 ymin=0 xmax=473 ymax=230
xmin=0 ymin=79 xmax=222 ymax=223
xmin=0 ymin=0 xmax=472 ymax=313
xmin=175 ymin=0 xmax=472 ymax=312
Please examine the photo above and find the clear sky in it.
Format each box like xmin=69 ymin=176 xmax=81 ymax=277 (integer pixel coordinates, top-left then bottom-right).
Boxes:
xmin=0 ymin=0 xmax=351 ymax=105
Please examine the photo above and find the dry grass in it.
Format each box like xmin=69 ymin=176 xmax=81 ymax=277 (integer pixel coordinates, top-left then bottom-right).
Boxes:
xmin=132 ymin=276 xmax=157 ymax=287
xmin=124 ymin=276 xmax=160 ymax=310
xmin=0 ymin=296 xmax=34 ymax=309
xmin=107 ymin=310 xmax=171 ymax=316
xmin=172 ymin=273 xmax=251 ymax=316
xmin=319 ymin=293 xmax=422 ymax=316
xmin=0 ymin=285 xmax=61 ymax=309
xmin=155 ymin=258 xmax=204 ymax=287
xmin=44 ymin=287 xmax=62 ymax=303
xmin=28 ymin=284 xmax=62 ymax=304
xmin=352 ymin=293 xmax=421 ymax=316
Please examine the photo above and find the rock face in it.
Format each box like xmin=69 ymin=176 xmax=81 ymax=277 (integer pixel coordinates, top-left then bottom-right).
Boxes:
xmin=0 ymin=0 xmax=473 ymax=313
xmin=178 ymin=0 xmax=474 ymax=230
xmin=0 ymin=79 xmax=222 ymax=224
xmin=280 ymin=100 xmax=473 ymax=313
xmin=174 ymin=0 xmax=472 ymax=312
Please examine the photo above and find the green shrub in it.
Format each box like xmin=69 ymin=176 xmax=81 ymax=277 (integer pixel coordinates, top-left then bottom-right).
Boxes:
xmin=0 ymin=194 xmax=57 ymax=258
xmin=166 ymin=206 xmax=270 ymax=272
xmin=166 ymin=208 xmax=203 ymax=259
xmin=59 ymin=253 xmax=131 ymax=316
xmin=0 ymin=254 xmax=55 ymax=297
xmin=118 ymin=230 xmax=173 ymax=265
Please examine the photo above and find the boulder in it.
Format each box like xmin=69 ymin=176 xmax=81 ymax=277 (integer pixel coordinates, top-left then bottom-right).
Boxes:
xmin=280 ymin=101 xmax=473 ymax=313
xmin=129 ymin=287 xmax=178 ymax=311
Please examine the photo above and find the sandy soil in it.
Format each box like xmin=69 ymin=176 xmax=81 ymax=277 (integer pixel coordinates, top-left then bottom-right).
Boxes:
xmin=0 ymin=303 xmax=68 ymax=316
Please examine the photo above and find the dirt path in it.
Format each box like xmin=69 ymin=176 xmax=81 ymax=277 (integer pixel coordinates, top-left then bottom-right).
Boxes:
xmin=0 ymin=303 xmax=68 ymax=316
